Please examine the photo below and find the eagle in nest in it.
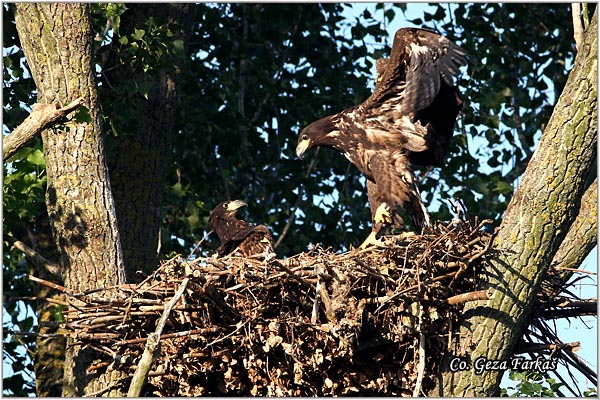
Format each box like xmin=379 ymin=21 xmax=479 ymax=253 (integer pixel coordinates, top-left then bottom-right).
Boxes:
xmin=296 ymin=27 xmax=466 ymax=248
xmin=208 ymin=200 xmax=275 ymax=259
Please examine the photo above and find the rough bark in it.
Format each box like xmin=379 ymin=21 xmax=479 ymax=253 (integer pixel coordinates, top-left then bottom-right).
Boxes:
xmin=434 ymin=11 xmax=597 ymax=396
xmin=550 ymin=178 xmax=597 ymax=277
xmin=13 ymin=3 xmax=127 ymax=396
xmin=104 ymin=4 xmax=196 ymax=281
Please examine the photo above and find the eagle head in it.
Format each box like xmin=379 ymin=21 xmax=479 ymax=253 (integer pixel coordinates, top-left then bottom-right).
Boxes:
xmin=213 ymin=199 xmax=247 ymax=218
xmin=296 ymin=116 xmax=340 ymax=160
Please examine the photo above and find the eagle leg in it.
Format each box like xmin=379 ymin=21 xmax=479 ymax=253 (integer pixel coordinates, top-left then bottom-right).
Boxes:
xmin=359 ymin=203 xmax=392 ymax=249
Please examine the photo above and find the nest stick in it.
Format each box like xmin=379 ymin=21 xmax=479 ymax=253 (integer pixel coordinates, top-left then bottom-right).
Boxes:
xmin=28 ymin=274 xmax=72 ymax=294
xmin=413 ymin=330 xmax=426 ymax=396
xmin=311 ymin=278 xmax=321 ymax=324
xmin=514 ymin=341 xmax=581 ymax=354
xmin=445 ymin=290 xmax=491 ymax=305
xmin=118 ymin=327 xmax=225 ymax=346
xmin=127 ymin=277 xmax=189 ymax=397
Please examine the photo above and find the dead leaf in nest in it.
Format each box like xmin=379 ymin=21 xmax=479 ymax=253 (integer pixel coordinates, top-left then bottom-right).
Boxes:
xmin=57 ymin=219 xmax=508 ymax=396
xmin=293 ymin=362 xmax=304 ymax=384
xmin=266 ymin=334 xmax=283 ymax=351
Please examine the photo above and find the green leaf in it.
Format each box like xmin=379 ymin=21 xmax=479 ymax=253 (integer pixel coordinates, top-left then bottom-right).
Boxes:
xmin=73 ymin=105 xmax=92 ymax=124
xmin=493 ymin=180 xmax=513 ymax=195
xmin=132 ymin=28 xmax=146 ymax=41
xmin=26 ymin=149 xmax=45 ymax=166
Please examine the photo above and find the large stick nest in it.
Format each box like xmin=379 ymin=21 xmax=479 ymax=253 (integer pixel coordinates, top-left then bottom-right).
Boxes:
xmin=63 ymin=219 xmax=496 ymax=395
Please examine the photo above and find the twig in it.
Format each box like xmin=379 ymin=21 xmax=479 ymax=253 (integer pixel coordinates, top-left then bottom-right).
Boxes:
xmin=274 ymin=146 xmax=320 ymax=249
xmin=11 ymin=296 xmax=70 ymax=307
xmin=413 ymin=310 xmax=426 ymax=397
xmin=12 ymin=241 xmax=61 ymax=278
xmin=311 ymin=275 xmax=321 ymax=324
xmin=187 ymin=231 xmax=214 ymax=260
xmin=354 ymin=257 xmax=394 ymax=283
xmin=118 ymin=327 xmax=225 ymax=346
xmin=28 ymin=274 xmax=73 ymax=295
xmin=127 ymin=278 xmax=189 ymax=397
xmin=562 ymin=347 xmax=598 ymax=386
xmin=272 ymin=260 xmax=313 ymax=289
xmin=514 ymin=341 xmax=581 ymax=354
xmin=553 ymin=265 xmax=596 ymax=275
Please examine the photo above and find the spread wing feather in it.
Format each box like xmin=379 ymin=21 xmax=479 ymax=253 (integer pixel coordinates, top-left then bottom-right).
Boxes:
xmin=368 ymin=27 xmax=466 ymax=115
xmin=359 ymin=28 xmax=466 ymax=166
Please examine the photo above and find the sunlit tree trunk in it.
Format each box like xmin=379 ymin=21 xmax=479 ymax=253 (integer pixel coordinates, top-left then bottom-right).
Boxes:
xmin=14 ymin=3 xmax=127 ymax=396
xmin=434 ymin=10 xmax=597 ymax=396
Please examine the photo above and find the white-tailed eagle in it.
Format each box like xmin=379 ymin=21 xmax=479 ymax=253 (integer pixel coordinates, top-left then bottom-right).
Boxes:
xmin=208 ymin=200 xmax=275 ymax=258
xmin=295 ymin=27 xmax=466 ymax=247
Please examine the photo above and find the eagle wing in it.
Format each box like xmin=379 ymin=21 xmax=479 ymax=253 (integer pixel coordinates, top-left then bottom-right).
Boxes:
xmin=369 ymin=27 xmax=466 ymax=114
xmin=211 ymin=219 xmax=272 ymax=257
xmin=235 ymin=225 xmax=275 ymax=258
xmin=361 ymin=28 xmax=466 ymax=161
xmin=217 ymin=224 xmax=274 ymax=258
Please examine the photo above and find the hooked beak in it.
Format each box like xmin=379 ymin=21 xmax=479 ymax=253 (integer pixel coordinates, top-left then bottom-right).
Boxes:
xmin=228 ymin=200 xmax=247 ymax=211
xmin=296 ymin=137 xmax=311 ymax=160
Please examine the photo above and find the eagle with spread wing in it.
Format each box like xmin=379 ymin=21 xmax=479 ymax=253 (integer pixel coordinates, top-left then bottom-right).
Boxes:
xmin=208 ymin=200 xmax=275 ymax=258
xmin=296 ymin=27 xmax=466 ymax=248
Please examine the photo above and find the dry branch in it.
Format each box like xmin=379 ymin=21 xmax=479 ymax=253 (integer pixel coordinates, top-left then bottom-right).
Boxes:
xmin=572 ymin=3 xmax=584 ymax=50
xmin=127 ymin=278 xmax=190 ymax=396
xmin=3 ymin=97 xmax=84 ymax=160
xmin=12 ymin=240 xmax=61 ymax=278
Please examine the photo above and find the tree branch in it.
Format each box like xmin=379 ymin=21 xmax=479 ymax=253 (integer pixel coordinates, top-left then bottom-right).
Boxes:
xmin=3 ymin=97 xmax=84 ymax=161
xmin=13 ymin=240 xmax=61 ymax=279
xmin=549 ymin=178 xmax=597 ymax=284
xmin=572 ymin=3 xmax=584 ymax=50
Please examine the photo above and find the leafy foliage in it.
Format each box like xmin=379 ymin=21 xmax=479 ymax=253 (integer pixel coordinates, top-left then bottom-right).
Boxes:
xmin=501 ymin=370 xmax=564 ymax=397
xmin=3 ymin=5 xmax=47 ymax=397
xmin=163 ymin=3 xmax=387 ymax=256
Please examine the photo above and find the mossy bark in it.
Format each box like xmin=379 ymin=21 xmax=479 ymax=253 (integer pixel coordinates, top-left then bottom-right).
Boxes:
xmin=434 ymin=10 xmax=597 ymax=396
xmin=13 ymin=3 xmax=126 ymax=396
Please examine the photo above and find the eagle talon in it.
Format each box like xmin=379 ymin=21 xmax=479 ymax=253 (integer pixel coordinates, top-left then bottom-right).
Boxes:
xmin=359 ymin=231 xmax=385 ymax=249
xmin=374 ymin=203 xmax=392 ymax=225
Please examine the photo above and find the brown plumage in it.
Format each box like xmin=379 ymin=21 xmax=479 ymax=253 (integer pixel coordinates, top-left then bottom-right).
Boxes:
xmin=208 ymin=200 xmax=275 ymax=258
xmin=296 ymin=27 xmax=466 ymax=247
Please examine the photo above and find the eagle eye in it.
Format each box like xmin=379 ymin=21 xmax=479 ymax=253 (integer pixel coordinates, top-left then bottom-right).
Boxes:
xmin=302 ymin=134 xmax=309 ymax=140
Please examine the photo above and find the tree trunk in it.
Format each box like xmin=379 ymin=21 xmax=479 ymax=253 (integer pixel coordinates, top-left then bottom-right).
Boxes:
xmin=103 ymin=4 xmax=196 ymax=281
xmin=13 ymin=3 xmax=127 ymax=396
xmin=434 ymin=10 xmax=597 ymax=396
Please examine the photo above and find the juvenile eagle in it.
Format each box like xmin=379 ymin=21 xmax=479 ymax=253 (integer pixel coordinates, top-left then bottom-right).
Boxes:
xmin=296 ymin=27 xmax=466 ymax=248
xmin=208 ymin=200 xmax=275 ymax=258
